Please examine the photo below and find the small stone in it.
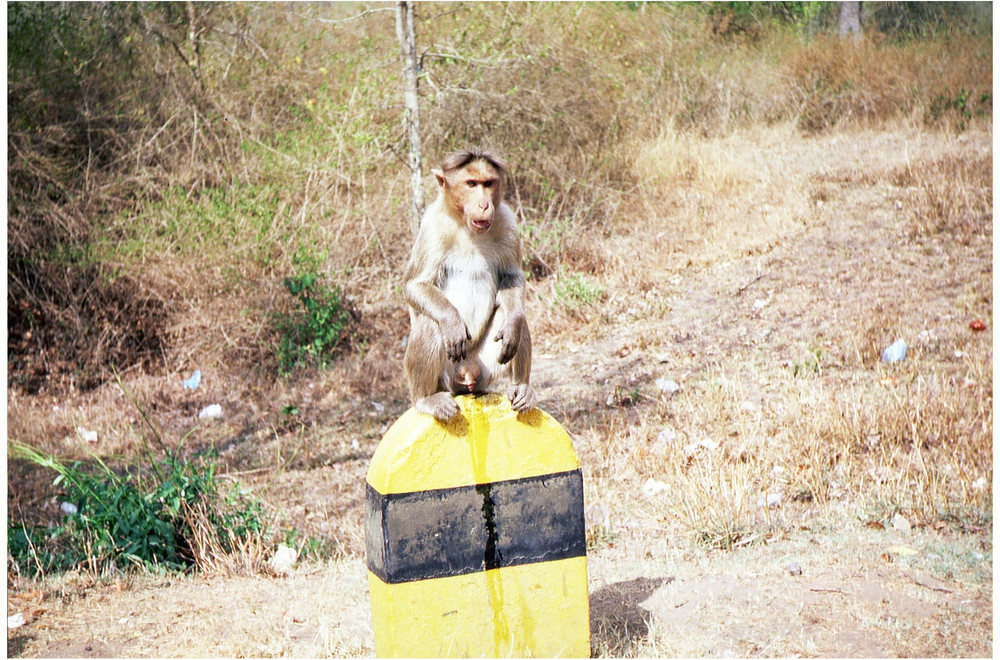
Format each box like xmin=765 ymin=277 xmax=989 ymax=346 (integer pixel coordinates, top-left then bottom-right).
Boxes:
xmin=891 ymin=513 xmax=912 ymax=533
xmin=786 ymin=562 xmax=803 ymax=576
xmin=683 ymin=439 xmax=718 ymax=455
xmin=270 ymin=544 xmax=298 ymax=575
xmin=757 ymin=492 xmax=783 ymax=509
xmin=198 ymin=404 xmax=223 ymax=420
xmin=656 ymin=428 xmax=676 ymax=444
xmin=641 ymin=478 xmax=669 ymax=497
xmin=585 ymin=504 xmax=609 ymax=530
xmin=76 ymin=427 xmax=98 ymax=443
xmin=655 ymin=378 xmax=680 ymax=395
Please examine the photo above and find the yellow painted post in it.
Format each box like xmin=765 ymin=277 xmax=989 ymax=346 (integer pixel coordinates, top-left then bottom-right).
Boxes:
xmin=366 ymin=394 xmax=590 ymax=658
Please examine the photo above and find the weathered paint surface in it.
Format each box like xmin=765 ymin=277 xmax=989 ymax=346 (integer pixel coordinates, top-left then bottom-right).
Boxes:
xmin=367 ymin=394 xmax=582 ymax=493
xmin=366 ymin=394 xmax=590 ymax=658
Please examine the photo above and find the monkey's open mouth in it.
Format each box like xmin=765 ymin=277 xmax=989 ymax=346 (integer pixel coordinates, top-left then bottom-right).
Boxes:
xmin=471 ymin=219 xmax=492 ymax=231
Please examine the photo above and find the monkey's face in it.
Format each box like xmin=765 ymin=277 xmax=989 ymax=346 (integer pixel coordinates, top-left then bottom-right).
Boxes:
xmin=442 ymin=160 xmax=503 ymax=235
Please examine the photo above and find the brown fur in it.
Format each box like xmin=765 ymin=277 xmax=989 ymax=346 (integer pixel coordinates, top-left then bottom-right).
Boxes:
xmin=403 ymin=149 xmax=535 ymax=421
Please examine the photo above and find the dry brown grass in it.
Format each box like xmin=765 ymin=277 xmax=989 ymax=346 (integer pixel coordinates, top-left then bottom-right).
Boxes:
xmin=181 ymin=499 xmax=270 ymax=577
xmin=570 ymin=124 xmax=992 ymax=574
xmin=8 ymin=3 xmax=990 ymax=392
xmin=8 ymin=119 xmax=991 ymax=660
xmin=894 ymin=152 xmax=993 ymax=242
xmin=6 ymin=3 xmax=992 ymax=656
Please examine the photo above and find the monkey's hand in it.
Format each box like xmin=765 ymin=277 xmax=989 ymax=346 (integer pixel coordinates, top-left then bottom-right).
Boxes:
xmin=416 ymin=392 xmax=461 ymax=422
xmin=507 ymin=383 xmax=536 ymax=413
xmin=493 ymin=314 xmax=526 ymax=365
xmin=441 ymin=318 xmax=471 ymax=362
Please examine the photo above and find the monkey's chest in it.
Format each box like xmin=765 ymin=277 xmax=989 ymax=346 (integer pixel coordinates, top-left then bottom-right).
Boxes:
xmin=439 ymin=254 xmax=498 ymax=337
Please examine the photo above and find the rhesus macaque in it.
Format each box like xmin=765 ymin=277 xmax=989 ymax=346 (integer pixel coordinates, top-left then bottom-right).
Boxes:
xmin=403 ymin=148 xmax=536 ymax=422
xmin=448 ymin=358 xmax=483 ymax=395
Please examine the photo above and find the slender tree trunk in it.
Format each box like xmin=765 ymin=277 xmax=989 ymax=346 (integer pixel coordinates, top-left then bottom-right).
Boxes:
xmin=396 ymin=1 xmax=424 ymax=234
xmin=838 ymin=1 xmax=862 ymax=40
xmin=186 ymin=1 xmax=204 ymax=91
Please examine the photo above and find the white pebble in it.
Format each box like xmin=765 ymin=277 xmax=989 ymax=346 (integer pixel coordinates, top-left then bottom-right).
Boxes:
xmin=198 ymin=404 xmax=223 ymax=420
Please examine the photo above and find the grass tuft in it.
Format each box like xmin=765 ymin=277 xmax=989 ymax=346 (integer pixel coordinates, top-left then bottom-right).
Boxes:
xmin=7 ymin=376 xmax=270 ymax=578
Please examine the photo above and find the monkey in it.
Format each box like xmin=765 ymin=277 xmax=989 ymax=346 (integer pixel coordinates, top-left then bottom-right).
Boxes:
xmin=447 ymin=357 xmax=483 ymax=396
xmin=403 ymin=148 xmax=536 ymax=422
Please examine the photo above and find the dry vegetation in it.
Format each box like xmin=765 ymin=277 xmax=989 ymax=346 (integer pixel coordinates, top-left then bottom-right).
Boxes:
xmin=7 ymin=2 xmax=993 ymax=657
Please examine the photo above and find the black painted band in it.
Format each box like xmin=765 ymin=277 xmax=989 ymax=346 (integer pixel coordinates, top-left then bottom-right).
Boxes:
xmin=365 ymin=469 xmax=586 ymax=584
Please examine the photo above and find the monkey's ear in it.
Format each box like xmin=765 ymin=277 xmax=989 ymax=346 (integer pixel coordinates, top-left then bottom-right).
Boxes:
xmin=432 ymin=169 xmax=445 ymax=188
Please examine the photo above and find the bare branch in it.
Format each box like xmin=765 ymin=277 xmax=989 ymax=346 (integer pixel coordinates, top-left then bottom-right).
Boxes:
xmin=211 ymin=26 xmax=271 ymax=61
xmin=289 ymin=7 xmax=394 ymax=25
xmin=422 ymin=46 xmax=522 ymax=69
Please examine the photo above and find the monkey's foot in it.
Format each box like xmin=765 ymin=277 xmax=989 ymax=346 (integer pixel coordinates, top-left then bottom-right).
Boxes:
xmin=507 ymin=383 xmax=537 ymax=413
xmin=415 ymin=392 xmax=461 ymax=422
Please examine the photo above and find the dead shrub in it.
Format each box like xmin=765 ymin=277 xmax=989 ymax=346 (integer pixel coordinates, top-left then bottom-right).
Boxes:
xmin=788 ymin=36 xmax=912 ymax=133
xmin=786 ymin=33 xmax=991 ymax=134
xmin=182 ymin=499 xmax=269 ymax=578
xmin=418 ymin=3 xmax=660 ymax=269
xmin=8 ymin=259 xmax=167 ymax=393
xmin=892 ymin=154 xmax=993 ymax=243
xmin=805 ymin=381 xmax=992 ymax=525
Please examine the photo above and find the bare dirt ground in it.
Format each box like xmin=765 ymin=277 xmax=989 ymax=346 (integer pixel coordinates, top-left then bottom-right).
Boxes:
xmin=7 ymin=124 xmax=992 ymax=657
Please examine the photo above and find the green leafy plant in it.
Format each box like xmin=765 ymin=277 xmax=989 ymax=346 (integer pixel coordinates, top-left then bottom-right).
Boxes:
xmin=274 ymin=272 xmax=352 ymax=374
xmin=8 ymin=442 xmax=179 ymax=574
xmin=7 ymin=439 xmax=267 ymax=577
xmin=554 ymin=273 xmax=605 ymax=309
xmin=7 ymin=375 xmax=269 ymax=577
xmin=283 ymin=527 xmax=335 ymax=561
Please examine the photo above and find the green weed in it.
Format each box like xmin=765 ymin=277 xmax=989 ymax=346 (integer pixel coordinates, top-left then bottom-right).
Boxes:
xmin=555 ymin=273 xmax=605 ymax=309
xmin=93 ymin=184 xmax=287 ymax=281
xmin=792 ymin=348 xmax=824 ymax=377
xmin=274 ymin=272 xmax=352 ymax=374
xmin=7 ymin=372 xmax=269 ymax=578
xmin=7 ymin=441 xmax=267 ymax=577
xmin=283 ymin=527 xmax=338 ymax=561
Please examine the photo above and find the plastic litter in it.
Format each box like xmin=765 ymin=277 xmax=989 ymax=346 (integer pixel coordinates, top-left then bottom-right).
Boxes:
xmin=183 ymin=370 xmax=202 ymax=390
xmin=881 ymin=339 xmax=907 ymax=363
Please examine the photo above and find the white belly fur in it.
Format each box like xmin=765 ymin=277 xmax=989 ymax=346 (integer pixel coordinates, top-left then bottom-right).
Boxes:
xmin=441 ymin=251 xmax=499 ymax=345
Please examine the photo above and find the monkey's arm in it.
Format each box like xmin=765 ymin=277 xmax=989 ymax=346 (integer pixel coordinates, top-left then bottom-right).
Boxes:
xmin=498 ymin=270 xmax=535 ymax=408
xmin=404 ymin=246 xmax=470 ymax=362
xmin=496 ymin=269 xmax=536 ymax=409
xmin=493 ymin=267 xmax=529 ymax=366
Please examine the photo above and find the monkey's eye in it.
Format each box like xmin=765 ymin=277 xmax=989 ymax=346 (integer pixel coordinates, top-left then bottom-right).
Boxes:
xmin=466 ymin=180 xmax=477 ymax=188
xmin=483 ymin=181 xmax=493 ymax=189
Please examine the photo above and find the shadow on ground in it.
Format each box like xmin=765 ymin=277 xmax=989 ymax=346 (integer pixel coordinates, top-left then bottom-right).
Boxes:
xmin=590 ymin=576 xmax=673 ymax=656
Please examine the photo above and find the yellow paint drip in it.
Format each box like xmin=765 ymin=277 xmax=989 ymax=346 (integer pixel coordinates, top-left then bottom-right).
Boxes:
xmin=368 ymin=557 xmax=590 ymax=658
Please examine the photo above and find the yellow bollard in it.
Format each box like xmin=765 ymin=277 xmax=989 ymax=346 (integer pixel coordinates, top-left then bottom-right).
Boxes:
xmin=366 ymin=394 xmax=590 ymax=658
